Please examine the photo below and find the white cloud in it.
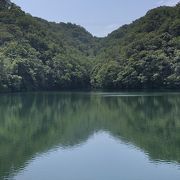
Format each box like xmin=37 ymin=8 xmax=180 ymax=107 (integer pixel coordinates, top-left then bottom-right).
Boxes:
xmin=156 ymin=0 xmax=179 ymax=6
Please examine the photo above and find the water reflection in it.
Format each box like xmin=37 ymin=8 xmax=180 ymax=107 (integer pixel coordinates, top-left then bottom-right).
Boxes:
xmin=0 ymin=92 xmax=180 ymax=179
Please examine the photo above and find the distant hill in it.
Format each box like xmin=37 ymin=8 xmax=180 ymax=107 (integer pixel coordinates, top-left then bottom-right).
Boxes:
xmin=0 ymin=0 xmax=180 ymax=91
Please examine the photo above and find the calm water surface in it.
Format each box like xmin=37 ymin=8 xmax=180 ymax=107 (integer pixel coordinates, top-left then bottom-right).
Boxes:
xmin=0 ymin=92 xmax=180 ymax=180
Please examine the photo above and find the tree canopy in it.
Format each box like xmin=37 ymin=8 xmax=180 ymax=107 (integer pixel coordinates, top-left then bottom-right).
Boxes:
xmin=0 ymin=0 xmax=180 ymax=92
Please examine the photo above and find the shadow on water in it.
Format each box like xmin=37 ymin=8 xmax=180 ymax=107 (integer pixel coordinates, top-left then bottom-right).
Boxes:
xmin=0 ymin=92 xmax=180 ymax=179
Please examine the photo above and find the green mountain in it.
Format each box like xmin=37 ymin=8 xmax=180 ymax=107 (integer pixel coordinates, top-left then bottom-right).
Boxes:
xmin=0 ymin=0 xmax=180 ymax=92
xmin=92 ymin=4 xmax=180 ymax=89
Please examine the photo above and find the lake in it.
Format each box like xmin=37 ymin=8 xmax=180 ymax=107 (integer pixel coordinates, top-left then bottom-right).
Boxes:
xmin=0 ymin=92 xmax=180 ymax=180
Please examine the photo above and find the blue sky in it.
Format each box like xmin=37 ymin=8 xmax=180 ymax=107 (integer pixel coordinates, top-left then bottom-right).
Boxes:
xmin=12 ymin=0 xmax=179 ymax=37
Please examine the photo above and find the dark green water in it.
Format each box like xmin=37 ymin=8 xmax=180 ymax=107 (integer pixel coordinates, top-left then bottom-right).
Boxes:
xmin=0 ymin=92 xmax=180 ymax=180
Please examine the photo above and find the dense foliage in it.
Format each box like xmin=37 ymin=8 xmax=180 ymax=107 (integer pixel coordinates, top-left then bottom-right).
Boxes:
xmin=0 ymin=0 xmax=180 ymax=91
xmin=92 ymin=3 xmax=180 ymax=89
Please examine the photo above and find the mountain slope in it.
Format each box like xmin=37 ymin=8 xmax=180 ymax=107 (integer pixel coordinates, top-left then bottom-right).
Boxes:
xmin=0 ymin=0 xmax=98 ymax=91
xmin=92 ymin=4 xmax=180 ymax=89
xmin=0 ymin=0 xmax=180 ymax=91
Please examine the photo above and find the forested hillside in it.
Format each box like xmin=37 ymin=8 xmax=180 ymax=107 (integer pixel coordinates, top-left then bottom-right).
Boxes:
xmin=92 ymin=4 xmax=180 ymax=89
xmin=0 ymin=0 xmax=180 ymax=92
xmin=0 ymin=0 xmax=98 ymax=91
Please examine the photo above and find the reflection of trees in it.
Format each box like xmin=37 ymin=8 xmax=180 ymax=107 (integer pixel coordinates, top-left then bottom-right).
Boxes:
xmin=0 ymin=92 xmax=180 ymax=179
xmin=103 ymin=96 xmax=180 ymax=162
